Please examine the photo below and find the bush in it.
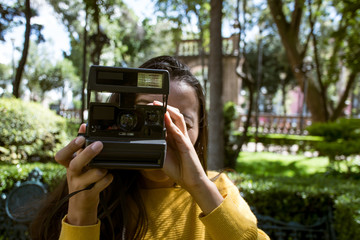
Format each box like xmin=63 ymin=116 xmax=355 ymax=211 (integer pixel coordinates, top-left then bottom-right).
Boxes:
xmin=223 ymin=101 xmax=239 ymax=169
xmin=228 ymin=173 xmax=360 ymax=240
xmin=0 ymin=162 xmax=65 ymax=193
xmin=0 ymin=98 xmax=69 ymax=163
xmin=243 ymin=132 xmax=323 ymax=153
xmin=307 ymin=118 xmax=360 ymax=172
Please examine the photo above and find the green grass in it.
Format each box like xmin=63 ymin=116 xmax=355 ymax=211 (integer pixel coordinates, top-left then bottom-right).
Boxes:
xmin=236 ymin=151 xmax=329 ymax=177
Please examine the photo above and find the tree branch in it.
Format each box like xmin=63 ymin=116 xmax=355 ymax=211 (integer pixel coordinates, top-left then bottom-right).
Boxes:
xmin=330 ymin=71 xmax=359 ymax=121
xmin=299 ymin=0 xmax=319 ymax=59
xmin=307 ymin=0 xmax=328 ymax=120
xmin=267 ymin=0 xmax=290 ymax=36
xmin=291 ymin=0 xmax=305 ymax=37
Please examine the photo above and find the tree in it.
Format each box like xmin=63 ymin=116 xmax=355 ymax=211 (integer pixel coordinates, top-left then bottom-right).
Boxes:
xmin=0 ymin=63 xmax=12 ymax=97
xmin=48 ymin=0 xmax=161 ymax=104
xmin=24 ymin=43 xmax=80 ymax=102
xmin=208 ymin=0 xmax=224 ymax=170
xmin=228 ymin=0 xmax=259 ymax=168
xmin=9 ymin=0 xmax=44 ymax=98
xmin=12 ymin=0 xmax=31 ymax=98
xmin=153 ymin=0 xmax=211 ymax=93
xmin=267 ymin=0 xmax=360 ymax=122
xmin=245 ymin=35 xmax=296 ymax=113
xmin=0 ymin=1 xmax=23 ymax=40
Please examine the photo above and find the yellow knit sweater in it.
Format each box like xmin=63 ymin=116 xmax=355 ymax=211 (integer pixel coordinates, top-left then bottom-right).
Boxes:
xmin=59 ymin=172 xmax=269 ymax=240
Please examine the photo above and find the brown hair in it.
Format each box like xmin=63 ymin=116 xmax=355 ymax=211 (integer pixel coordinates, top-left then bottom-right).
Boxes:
xmin=30 ymin=56 xmax=208 ymax=240
xmin=138 ymin=56 xmax=208 ymax=169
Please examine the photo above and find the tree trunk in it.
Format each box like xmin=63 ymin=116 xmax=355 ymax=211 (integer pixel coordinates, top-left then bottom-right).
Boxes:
xmin=267 ymin=0 xmax=328 ymax=122
xmin=254 ymin=28 xmax=263 ymax=151
xmin=232 ymin=0 xmax=256 ymax=164
xmin=94 ymin=2 xmax=101 ymax=102
xmin=94 ymin=3 xmax=101 ymax=65
xmin=208 ymin=0 xmax=224 ymax=170
xmin=81 ymin=5 xmax=88 ymax=123
xmin=13 ymin=0 xmax=31 ymax=98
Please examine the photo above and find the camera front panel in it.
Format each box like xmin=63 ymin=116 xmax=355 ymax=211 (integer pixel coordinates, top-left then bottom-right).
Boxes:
xmin=88 ymin=103 xmax=165 ymax=139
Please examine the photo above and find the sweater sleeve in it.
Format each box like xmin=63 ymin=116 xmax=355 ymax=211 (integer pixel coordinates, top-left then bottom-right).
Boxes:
xmin=199 ymin=173 xmax=270 ymax=240
xmin=59 ymin=215 xmax=101 ymax=240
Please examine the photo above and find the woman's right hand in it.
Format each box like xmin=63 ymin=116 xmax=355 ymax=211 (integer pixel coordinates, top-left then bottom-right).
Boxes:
xmin=55 ymin=124 xmax=113 ymax=226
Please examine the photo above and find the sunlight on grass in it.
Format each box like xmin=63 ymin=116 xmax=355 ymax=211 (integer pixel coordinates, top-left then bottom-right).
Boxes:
xmin=236 ymin=151 xmax=329 ymax=177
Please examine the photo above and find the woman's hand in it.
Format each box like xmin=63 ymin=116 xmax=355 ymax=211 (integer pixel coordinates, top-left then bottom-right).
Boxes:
xmin=55 ymin=124 xmax=113 ymax=226
xmin=162 ymin=104 xmax=206 ymax=190
xmin=158 ymin=102 xmax=224 ymax=215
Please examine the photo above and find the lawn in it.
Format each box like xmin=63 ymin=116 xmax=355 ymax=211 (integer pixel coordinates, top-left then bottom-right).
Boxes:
xmin=236 ymin=151 xmax=329 ymax=177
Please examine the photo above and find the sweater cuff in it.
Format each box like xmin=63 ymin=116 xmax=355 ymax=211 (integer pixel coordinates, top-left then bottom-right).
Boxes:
xmin=199 ymin=195 xmax=258 ymax=240
xmin=59 ymin=215 xmax=101 ymax=240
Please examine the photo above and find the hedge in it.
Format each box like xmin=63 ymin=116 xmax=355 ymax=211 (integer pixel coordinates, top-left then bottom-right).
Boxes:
xmin=0 ymin=163 xmax=359 ymax=240
xmin=236 ymin=131 xmax=323 ymax=153
xmin=228 ymin=173 xmax=360 ymax=240
xmin=0 ymin=98 xmax=71 ymax=163
xmin=307 ymin=118 xmax=360 ymax=173
xmin=0 ymin=162 xmax=65 ymax=193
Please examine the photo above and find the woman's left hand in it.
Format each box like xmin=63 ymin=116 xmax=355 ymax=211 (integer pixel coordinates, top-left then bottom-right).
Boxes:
xmin=159 ymin=102 xmax=224 ymax=214
xmin=162 ymin=104 xmax=207 ymax=191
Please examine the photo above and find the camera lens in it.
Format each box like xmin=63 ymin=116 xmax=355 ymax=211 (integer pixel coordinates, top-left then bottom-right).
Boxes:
xmin=147 ymin=111 xmax=159 ymax=123
xmin=118 ymin=113 xmax=137 ymax=131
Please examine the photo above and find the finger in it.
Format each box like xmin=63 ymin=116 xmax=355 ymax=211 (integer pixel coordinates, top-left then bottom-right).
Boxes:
xmin=166 ymin=107 xmax=188 ymax=137
xmin=153 ymin=100 xmax=163 ymax=106
xmin=68 ymin=141 xmax=103 ymax=174
xmin=71 ymin=168 xmax=108 ymax=190
xmin=55 ymin=136 xmax=86 ymax=167
xmin=154 ymin=101 xmax=180 ymax=112
xmin=78 ymin=123 xmax=86 ymax=134
xmin=154 ymin=101 xmax=185 ymax=132
xmin=154 ymin=101 xmax=181 ymax=113
xmin=75 ymin=147 xmax=84 ymax=156
xmin=165 ymin=112 xmax=191 ymax=149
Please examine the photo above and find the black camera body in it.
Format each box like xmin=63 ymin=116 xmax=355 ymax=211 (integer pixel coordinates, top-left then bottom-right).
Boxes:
xmin=83 ymin=65 xmax=169 ymax=169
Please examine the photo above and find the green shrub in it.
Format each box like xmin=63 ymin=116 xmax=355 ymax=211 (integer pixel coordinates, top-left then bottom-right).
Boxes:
xmin=228 ymin=173 xmax=360 ymax=240
xmin=65 ymin=119 xmax=81 ymax=139
xmin=223 ymin=101 xmax=240 ymax=169
xmin=0 ymin=98 xmax=69 ymax=163
xmin=307 ymin=118 xmax=360 ymax=172
xmin=240 ymin=132 xmax=323 ymax=153
xmin=0 ymin=162 xmax=65 ymax=193
xmin=333 ymin=193 xmax=360 ymax=240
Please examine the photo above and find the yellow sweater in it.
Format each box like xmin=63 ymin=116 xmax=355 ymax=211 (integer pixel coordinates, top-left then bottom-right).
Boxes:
xmin=59 ymin=172 xmax=269 ymax=240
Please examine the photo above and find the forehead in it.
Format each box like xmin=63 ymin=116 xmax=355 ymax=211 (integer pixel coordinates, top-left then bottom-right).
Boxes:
xmin=168 ymin=81 xmax=199 ymax=114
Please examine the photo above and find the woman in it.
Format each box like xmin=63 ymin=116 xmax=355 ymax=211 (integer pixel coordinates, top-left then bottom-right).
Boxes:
xmin=30 ymin=56 xmax=269 ymax=240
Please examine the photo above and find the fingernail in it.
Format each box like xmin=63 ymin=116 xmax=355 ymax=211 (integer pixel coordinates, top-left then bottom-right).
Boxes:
xmin=106 ymin=173 xmax=113 ymax=182
xmin=75 ymin=136 xmax=85 ymax=145
xmin=154 ymin=100 xmax=163 ymax=105
xmin=166 ymin=111 xmax=171 ymax=119
xmin=91 ymin=141 xmax=103 ymax=152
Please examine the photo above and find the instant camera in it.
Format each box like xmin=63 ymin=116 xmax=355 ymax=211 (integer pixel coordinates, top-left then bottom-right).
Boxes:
xmin=82 ymin=65 xmax=169 ymax=169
